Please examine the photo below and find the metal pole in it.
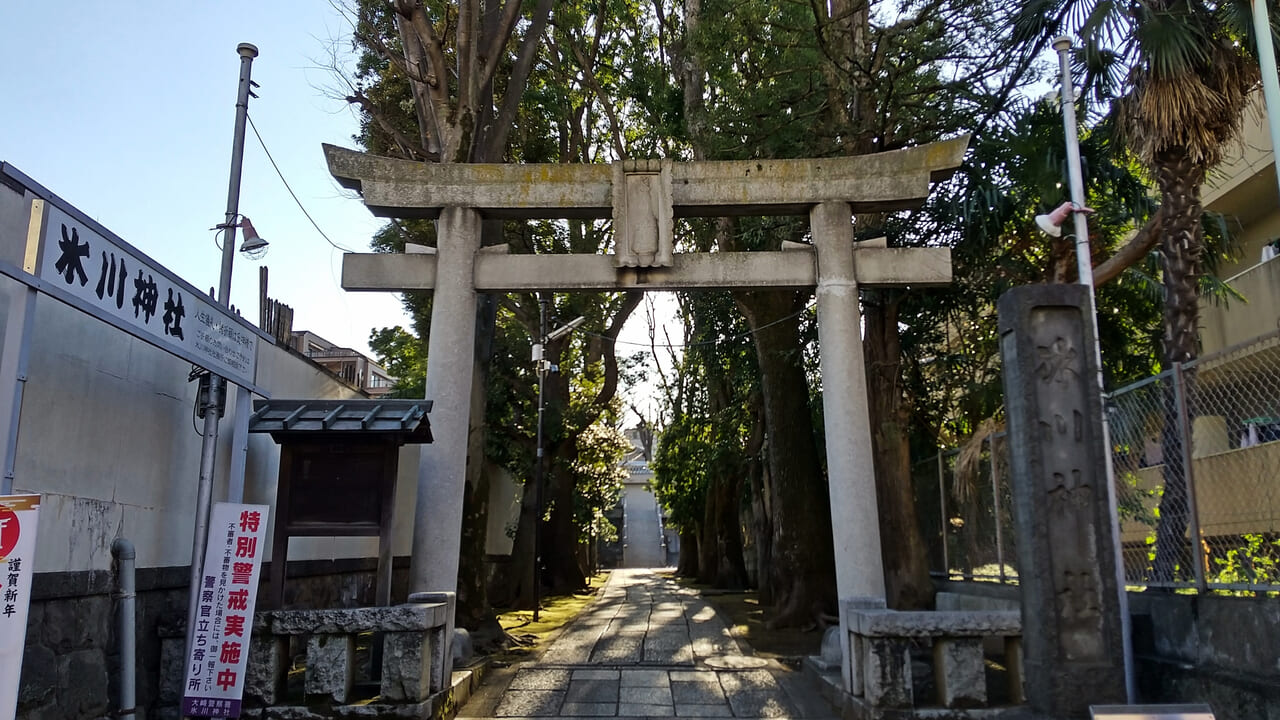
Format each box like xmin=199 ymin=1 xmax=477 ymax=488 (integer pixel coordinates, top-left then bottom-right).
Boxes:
xmin=1053 ymin=36 xmax=1135 ymax=703
xmin=532 ymin=296 xmax=548 ymax=622
xmin=988 ymin=436 xmax=1006 ymax=584
xmin=184 ymin=43 xmax=258 ymax=703
xmin=937 ymin=450 xmax=949 ymax=578
xmin=1 ymin=199 xmax=46 ymax=496
xmin=228 ymin=384 xmax=252 ymax=503
xmin=1252 ymin=0 xmax=1280 ymax=201
xmin=112 ymin=538 xmax=137 ymax=719
xmin=1173 ymin=362 xmax=1208 ymax=592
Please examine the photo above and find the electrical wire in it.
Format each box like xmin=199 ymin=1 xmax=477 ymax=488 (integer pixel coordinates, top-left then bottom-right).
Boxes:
xmin=246 ymin=112 xmax=356 ymax=253
xmin=582 ymin=299 xmax=818 ymax=350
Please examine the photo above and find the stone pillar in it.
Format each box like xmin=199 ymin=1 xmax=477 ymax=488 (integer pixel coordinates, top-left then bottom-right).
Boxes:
xmin=410 ymin=207 xmax=482 ymax=596
xmin=305 ymin=633 xmax=354 ymax=703
xmin=933 ymin=637 xmax=985 ymax=708
xmin=811 ymin=201 xmax=887 ymax=693
xmin=998 ymin=284 xmax=1126 ymax=717
xmin=245 ymin=634 xmax=286 ymax=706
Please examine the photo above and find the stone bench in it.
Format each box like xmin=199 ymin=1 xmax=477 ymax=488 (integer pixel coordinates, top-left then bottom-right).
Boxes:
xmin=245 ymin=597 xmax=454 ymax=708
xmin=849 ymin=608 xmax=1023 ymax=711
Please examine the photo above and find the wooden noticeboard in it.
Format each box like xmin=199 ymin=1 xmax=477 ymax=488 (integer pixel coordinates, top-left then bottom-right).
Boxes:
xmin=271 ymin=440 xmax=399 ymax=609
xmin=248 ymin=399 xmax=432 ymax=609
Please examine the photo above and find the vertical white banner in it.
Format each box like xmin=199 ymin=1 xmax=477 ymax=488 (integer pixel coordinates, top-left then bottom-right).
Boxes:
xmin=0 ymin=495 xmax=40 ymax=720
xmin=181 ymin=502 xmax=269 ymax=718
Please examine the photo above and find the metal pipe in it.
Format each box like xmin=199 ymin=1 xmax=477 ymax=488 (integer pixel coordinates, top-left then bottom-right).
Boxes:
xmin=228 ymin=384 xmax=252 ymax=503
xmin=1 ymin=199 xmax=45 ymax=495
xmin=1251 ymin=0 xmax=1280 ymax=201
xmin=112 ymin=538 xmax=137 ymax=720
xmin=937 ymin=450 xmax=949 ymax=578
xmin=1173 ymin=362 xmax=1208 ymax=593
xmin=1053 ymin=36 xmax=1135 ymax=703
xmin=988 ymin=436 xmax=1006 ymax=584
xmin=532 ymin=295 xmax=548 ymax=622
xmin=184 ymin=43 xmax=257 ymax=704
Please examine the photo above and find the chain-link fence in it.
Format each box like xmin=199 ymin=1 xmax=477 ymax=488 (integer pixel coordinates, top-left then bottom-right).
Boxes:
xmin=1110 ymin=330 xmax=1280 ymax=592
xmin=916 ymin=435 xmax=1018 ymax=585
xmin=921 ymin=328 xmax=1280 ymax=594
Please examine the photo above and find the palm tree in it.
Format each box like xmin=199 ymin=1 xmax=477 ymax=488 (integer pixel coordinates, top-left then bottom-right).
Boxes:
xmin=1015 ymin=0 xmax=1266 ymax=581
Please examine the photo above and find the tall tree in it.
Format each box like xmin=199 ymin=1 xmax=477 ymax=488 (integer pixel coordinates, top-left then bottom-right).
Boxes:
xmin=341 ymin=0 xmax=561 ymax=634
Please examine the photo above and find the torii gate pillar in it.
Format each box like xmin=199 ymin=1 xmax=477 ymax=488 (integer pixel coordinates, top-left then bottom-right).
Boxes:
xmin=409 ymin=207 xmax=480 ymax=595
xmin=812 ymin=201 xmax=887 ymax=689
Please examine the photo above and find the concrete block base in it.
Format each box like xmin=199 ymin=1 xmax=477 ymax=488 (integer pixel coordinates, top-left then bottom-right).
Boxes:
xmin=934 ymin=638 xmax=986 ymax=708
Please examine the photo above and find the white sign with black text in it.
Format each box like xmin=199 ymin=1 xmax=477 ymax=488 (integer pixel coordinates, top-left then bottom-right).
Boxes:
xmin=37 ymin=205 xmax=259 ymax=390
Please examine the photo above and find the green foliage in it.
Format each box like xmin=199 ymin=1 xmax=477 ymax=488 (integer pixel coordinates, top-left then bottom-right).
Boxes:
xmin=368 ymin=325 xmax=426 ymax=398
xmin=650 ymin=414 xmax=712 ymax=533
xmin=900 ymin=98 xmax=1163 ymax=449
xmin=1212 ymin=534 xmax=1280 ymax=591
xmin=649 ymin=289 xmax=760 ymax=537
xmin=569 ymin=422 xmax=629 ymax=544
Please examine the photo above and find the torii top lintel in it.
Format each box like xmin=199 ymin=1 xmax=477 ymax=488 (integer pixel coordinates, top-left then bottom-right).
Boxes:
xmin=322 ymin=137 xmax=969 ymax=221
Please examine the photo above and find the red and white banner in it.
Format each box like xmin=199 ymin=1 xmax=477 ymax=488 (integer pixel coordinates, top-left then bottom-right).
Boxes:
xmin=0 ymin=495 xmax=40 ymax=720
xmin=181 ymin=503 xmax=268 ymax=718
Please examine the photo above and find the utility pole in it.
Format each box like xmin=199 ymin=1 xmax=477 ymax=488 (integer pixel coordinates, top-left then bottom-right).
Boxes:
xmin=1051 ymin=36 xmax=1135 ymax=704
xmin=183 ymin=43 xmax=258 ymax=708
xmin=532 ymin=296 xmax=548 ymax=621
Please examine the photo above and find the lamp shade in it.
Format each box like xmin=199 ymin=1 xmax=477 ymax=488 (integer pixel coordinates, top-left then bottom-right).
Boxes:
xmin=238 ymin=216 xmax=268 ymax=256
xmin=1034 ymin=201 xmax=1076 ymax=238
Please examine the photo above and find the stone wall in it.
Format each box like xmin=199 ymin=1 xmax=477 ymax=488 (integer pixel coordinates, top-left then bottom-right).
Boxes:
xmin=1129 ymin=592 xmax=1280 ymax=719
xmin=940 ymin=581 xmax=1280 ymax=718
xmin=18 ymin=557 xmax=408 ymax=720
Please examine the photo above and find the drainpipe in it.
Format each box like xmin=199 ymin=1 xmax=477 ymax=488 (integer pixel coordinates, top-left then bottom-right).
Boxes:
xmin=112 ymin=538 xmax=137 ymax=719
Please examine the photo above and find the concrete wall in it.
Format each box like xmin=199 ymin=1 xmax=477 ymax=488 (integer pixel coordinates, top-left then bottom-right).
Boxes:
xmin=940 ymin=581 xmax=1280 ymax=718
xmin=0 ymin=176 xmax=421 ymax=574
xmin=1129 ymin=592 xmax=1280 ymax=719
xmin=1199 ymin=91 xmax=1280 ymax=356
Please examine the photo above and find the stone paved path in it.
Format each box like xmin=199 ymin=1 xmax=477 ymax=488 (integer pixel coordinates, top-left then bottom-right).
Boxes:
xmin=458 ymin=569 xmax=838 ymax=720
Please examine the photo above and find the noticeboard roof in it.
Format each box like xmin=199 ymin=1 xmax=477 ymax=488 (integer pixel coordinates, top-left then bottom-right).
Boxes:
xmin=249 ymin=399 xmax=433 ymax=444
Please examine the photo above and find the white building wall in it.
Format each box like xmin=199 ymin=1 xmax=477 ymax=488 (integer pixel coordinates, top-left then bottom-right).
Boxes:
xmin=0 ymin=174 xmax=420 ymax=574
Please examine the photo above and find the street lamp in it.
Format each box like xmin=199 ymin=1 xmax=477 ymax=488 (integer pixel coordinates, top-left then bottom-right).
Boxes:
xmin=183 ymin=43 xmax=261 ymax=699
xmin=1043 ymin=36 xmax=1135 ymax=703
xmin=531 ymin=297 xmax=585 ymax=621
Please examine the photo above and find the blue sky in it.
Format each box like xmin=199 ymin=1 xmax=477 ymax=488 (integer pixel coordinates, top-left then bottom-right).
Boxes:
xmin=1 ymin=2 xmax=410 ymax=355
xmin=0 ymin=3 xmax=677 ymax=417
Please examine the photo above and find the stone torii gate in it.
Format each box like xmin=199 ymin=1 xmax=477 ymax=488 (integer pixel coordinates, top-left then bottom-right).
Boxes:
xmin=325 ymin=138 xmax=967 ymax=687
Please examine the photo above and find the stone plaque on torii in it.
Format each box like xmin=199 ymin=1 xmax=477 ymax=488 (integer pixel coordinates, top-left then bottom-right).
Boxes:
xmin=325 ymin=138 xmax=967 ymax=690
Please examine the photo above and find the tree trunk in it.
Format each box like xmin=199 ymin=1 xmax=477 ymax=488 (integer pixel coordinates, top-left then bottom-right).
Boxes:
xmin=494 ymin=471 xmax=537 ymax=608
xmin=546 ymin=437 xmax=588 ymax=591
xmin=1151 ymin=148 xmax=1206 ymax=583
xmin=736 ymin=289 xmax=836 ymax=627
xmin=863 ymin=290 xmax=934 ymax=609
xmin=677 ymin=529 xmax=700 ymax=577
xmin=747 ymin=452 xmax=771 ymax=595
xmin=455 ymin=276 xmax=501 ymax=622
xmin=711 ymin=471 xmax=750 ymax=589
xmin=698 ymin=499 xmax=718 ymax=583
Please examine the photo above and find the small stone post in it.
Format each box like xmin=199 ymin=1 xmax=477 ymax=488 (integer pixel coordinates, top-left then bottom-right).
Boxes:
xmin=998 ymin=284 xmax=1126 ymax=717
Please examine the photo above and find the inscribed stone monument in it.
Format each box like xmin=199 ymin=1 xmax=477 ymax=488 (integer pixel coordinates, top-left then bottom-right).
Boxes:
xmin=998 ymin=284 xmax=1126 ymax=716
